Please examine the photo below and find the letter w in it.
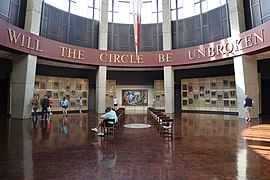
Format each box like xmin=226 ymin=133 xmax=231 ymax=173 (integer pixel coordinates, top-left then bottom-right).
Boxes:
xmin=7 ymin=28 xmax=21 ymax=43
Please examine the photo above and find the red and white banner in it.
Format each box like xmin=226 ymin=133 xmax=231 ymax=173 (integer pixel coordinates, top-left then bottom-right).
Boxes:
xmin=131 ymin=0 xmax=142 ymax=57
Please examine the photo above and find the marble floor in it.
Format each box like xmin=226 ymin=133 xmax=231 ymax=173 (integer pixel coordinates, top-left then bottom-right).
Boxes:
xmin=0 ymin=112 xmax=270 ymax=180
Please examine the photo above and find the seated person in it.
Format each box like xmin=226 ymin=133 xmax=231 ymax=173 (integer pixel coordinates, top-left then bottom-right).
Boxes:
xmin=91 ymin=106 xmax=117 ymax=136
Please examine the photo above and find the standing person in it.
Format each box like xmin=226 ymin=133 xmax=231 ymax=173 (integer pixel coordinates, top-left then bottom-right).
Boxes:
xmin=61 ymin=96 xmax=69 ymax=116
xmin=32 ymin=95 xmax=39 ymax=127
xmin=78 ymin=96 xmax=83 ymax=113
xmin=113 ymin=96 xmax=118 ymax=110
xmin=46 ymin=96 xmax=52 ymax=121
xmin=243 ymin=95 xmax=254 ymax=123
xmin=48 ymin=97 xmax=53 ymax=115
xmin=41 ymin=95 xmax=50 ymax=121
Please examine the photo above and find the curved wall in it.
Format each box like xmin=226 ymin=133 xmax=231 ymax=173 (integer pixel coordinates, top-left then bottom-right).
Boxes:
xmin=244 ymin=0 xmax=270 ymax=29
xmin=40 ymin=2 xmax=99 ymax=49
xmin=108 ymin=23 xmax=163 ymax=52
xmin=0 ymin=0 xmax=26 ymax=28
xmin=172 ymin=4 xmax=230 ymax=49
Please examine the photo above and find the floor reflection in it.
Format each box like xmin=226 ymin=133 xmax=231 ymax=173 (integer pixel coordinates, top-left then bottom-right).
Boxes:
xmin=0 ymin=113 xmax=270 ymax=179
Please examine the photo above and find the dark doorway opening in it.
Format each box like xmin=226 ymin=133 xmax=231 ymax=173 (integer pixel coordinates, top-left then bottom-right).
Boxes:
xmin=261 ymin=79 xmax=270 ymax=115
xmin=0 ymin=79 xmax=8 ymax=115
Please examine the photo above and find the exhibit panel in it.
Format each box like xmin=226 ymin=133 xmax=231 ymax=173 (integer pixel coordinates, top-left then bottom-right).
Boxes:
xmin=181 ymin=75 xmax=237 ymax=113
xmin=154 ymin=80 xmax=165 ymax=109
xmin=106 ymin=80 xmax=116 ymax=108
xmin=34 ymin=75 xmax=89 ymax=112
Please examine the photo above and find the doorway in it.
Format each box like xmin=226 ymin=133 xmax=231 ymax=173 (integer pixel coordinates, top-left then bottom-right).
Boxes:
xmin=0 ymin=79 xmax=8 ymax=115
xmin=261 ymin=79 xmax=270 ymax=115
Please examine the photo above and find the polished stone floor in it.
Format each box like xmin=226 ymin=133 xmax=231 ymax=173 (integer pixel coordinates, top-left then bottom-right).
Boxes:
xmin=0 ymin=112 xmax=270 ymax=180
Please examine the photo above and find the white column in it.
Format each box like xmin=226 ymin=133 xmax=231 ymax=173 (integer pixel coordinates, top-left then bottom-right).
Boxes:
xmin=11 ymin=0 xmax=42 ymax=119
xmin=164 ymin=66 xmax=174 ymax=114
xmin=24 ymin=0 xmax=43 ymax=34
xmin=229 ymin=0 xmax=259 ymax=118
xmin=99 ymin=0 xmax=109 ymax=50
xmin=11 ymin=55 xmax=37 ymax=119
xmin=96 ymin=66 xmax=107 ymax=113
xmin=162 ymin=0 xmax=172 ymax=51
xmin=228 ymin=0 xmax=246 ymax=36
xmin=234 ymin=55 xmax=259 ymax=118
xmin=162 ymin=0 xmax=174 ymax=113
xmin=96 ymin=0 xmax=109 ymax=113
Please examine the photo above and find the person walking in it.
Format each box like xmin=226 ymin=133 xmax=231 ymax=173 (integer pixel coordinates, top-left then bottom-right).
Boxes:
xmin=113 ymin=96 xmax=118 ymax=110
xmin=61 ymin=96 xmax=69 ymax=116
xmin=32 ymin=95 xmax=39 ymax=127
xmin=41 ymin=95 xmax=50 ymax=121
xmin=78 ymin=96 xmax=83 ymax=113
xmin=243 ymin=95 xmax=254 ymax=124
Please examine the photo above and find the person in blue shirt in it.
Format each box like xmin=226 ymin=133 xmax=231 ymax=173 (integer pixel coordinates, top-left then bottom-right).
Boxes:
xmin=61 ymin=96 xmax=69 ymax=116
xmin=243 ymin=95 xmax=254 ymax=124
xmin=91 ymin=106 xmax=117 ymax=136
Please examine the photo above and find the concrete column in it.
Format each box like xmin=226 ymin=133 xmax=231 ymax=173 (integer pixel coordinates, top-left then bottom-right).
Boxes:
xmin=164 ymin=66 xmax=174 ymax=114
xmin=162 ymin=0 xmax=174 ymax=113
xmin=162 ymin=0 xmax=172 ymax=51
xmin=96 ymin=66 xmax=107 ymax=113
xmin=228 ymin=0 xmax=246 ymax=36
xmin=98 ymin=0 xmax=109 ymax=50
xmin=234 ymin=55 xmax=259 ymax=118
xmin=11 ymin=55 xmax=37 ymax=119
xmin=229 ymin=0 xmax=259 ymax=118
xmin=24 ymin=0 xmax=43 ymax=34
xmin=11 ymin=0 xmax=42 ymax=118
xmin=96 ymin=0 xmax=109 ymax=113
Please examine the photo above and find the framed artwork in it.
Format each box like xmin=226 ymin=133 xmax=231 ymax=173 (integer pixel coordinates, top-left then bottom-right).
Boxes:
xmin=40 ymin=82 xmax=46 ymax=89
xmin=200 ymin=92 xmax=204 ymax=97
xmin=183 ymin=100 xmax=187 ymax=106
xmin=188 ymin=85 xmax=193 ymax=92
xmin=200 ymin=85 xmax=204 ymax=91
xmin=82 ymin=100 xmax=87 ymax=106
xmin=54 ymin=82 xmax=59 ymax=89
xmin=230 ymin=81 xmax=236 ymax=88
xmin=224 ymin=92 xmax=229 ymax=99
xmin=122 ymin=90 xmax=148 ymax=106
xmin=183 ymin=92 xmax=187 ymax=97
xmin=223 ymin=80 xmax=229 ymax=87
xmin=35 ymin=81 xmax=40 ymax=88
xmin=211 ymin=83 xmax=216 ymax=88
xmin=46 ymin=91 xmax=52 ymax=98
xmin=83 ymin=92 xmax=87 ymax=98
xmin=230 ymin=91 xmax=236 ymax=97
xmin=224 ymin=100 xmax=229 ymax=107
xmin=182 ymin=84 xmax=187 ymax=90
xmin=53 ymin=92 xmax=58 ymax=98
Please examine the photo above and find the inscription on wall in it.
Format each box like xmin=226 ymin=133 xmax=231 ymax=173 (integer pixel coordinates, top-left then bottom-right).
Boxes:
xmin=2 ymin=17 xmax=268 ymax=67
